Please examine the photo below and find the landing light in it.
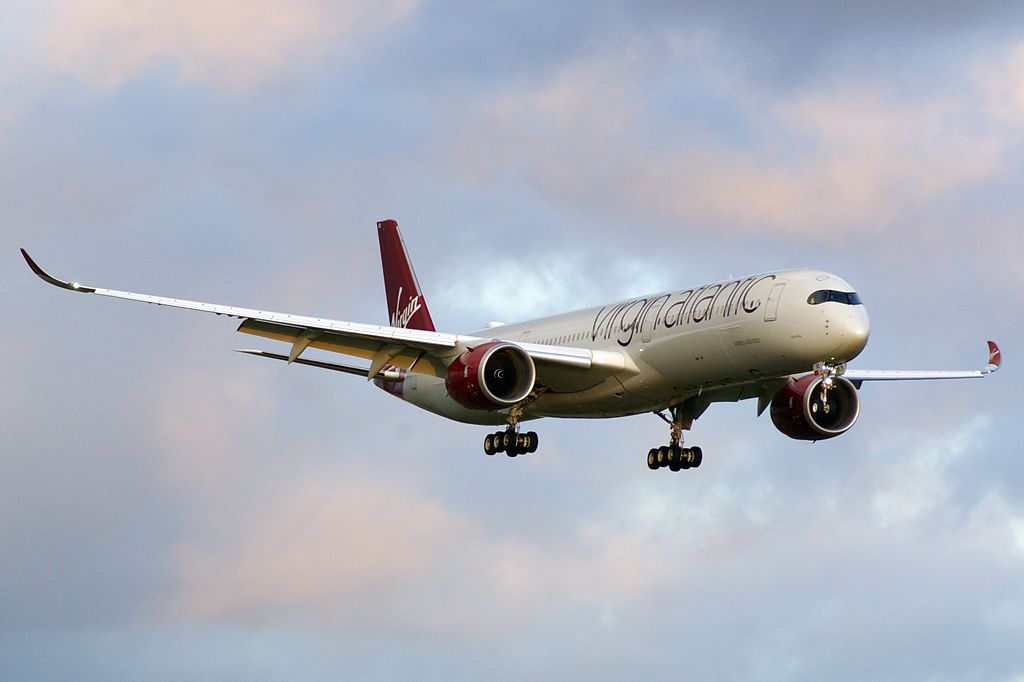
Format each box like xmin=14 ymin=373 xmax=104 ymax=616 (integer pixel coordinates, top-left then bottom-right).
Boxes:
xmin=71 ymin=281 xmax=81 ymax=290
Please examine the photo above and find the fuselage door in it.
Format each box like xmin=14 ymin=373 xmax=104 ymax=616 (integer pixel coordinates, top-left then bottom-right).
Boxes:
xmin=764 ymin=283 xmax=786 ymax=322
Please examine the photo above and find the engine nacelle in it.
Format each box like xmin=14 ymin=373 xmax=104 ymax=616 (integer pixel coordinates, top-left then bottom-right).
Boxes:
xmin=445 ymin=341 xmax=536 ymax=410
xmin=770 ymin=374 xmax=860 ymax=441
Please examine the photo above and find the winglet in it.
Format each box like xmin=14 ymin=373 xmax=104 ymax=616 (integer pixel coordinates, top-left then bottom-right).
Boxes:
xmin=985 ymin=340 xmax=1002 ymax=374
xmin=20 ymin=249 xmax=96 ymax=293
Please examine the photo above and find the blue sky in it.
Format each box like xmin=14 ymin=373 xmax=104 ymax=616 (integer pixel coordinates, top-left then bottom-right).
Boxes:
xmin=3 ymin=2 xmax=1023 ymax=680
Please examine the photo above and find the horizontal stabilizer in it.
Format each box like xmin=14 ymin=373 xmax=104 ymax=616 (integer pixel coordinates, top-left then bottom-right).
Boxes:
xmin=235 ymin=349 xmax=401 ymax=380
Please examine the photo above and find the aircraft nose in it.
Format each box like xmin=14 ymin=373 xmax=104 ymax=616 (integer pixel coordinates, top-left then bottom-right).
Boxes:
xmin=839 ymin=309 xmax=870 ymax=359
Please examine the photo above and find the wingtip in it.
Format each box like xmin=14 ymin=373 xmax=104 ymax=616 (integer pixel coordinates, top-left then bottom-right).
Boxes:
xmin=20 ymin=248 xmax=43 ymax=276
xmin=986 ymin=340 xmax=1002 ymax=372
xmin=20 ymin=249 xmax=95 ymax=293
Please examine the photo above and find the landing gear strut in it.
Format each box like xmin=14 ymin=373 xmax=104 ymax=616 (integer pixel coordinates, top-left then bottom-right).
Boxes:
xmin=648 ymin=403 xmax=704 ymax=472
xmin=482 ymin=398 xmax=539 ymax=457
xmin=813 ymin=358 xmax=847 ymax=414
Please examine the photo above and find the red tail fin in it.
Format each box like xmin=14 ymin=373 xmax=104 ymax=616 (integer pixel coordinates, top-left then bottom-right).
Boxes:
xmin=378 ymin=219 xmax=436 ymax=332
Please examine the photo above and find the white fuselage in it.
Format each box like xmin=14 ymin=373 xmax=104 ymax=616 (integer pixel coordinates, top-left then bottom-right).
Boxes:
xmin=378 ymin=269 xmax=870 ymax=425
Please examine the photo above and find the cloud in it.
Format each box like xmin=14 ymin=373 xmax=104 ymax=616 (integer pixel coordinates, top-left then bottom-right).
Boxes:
xmin=433 ymin=253 xmax=674 ymax=325
xmin=445 ymin=36 xmax=1018 ymax=237
xmin=165 ymin=472 xmax=675 ymax=634
xmin=42 ymin=0 xmax=418 ymax=91
xmin=870 ymin=416 xmax=990 ymax=526
xmin=5 ymin=1 xmax=1024 ymax=679
xmin=169 ymin=476 xmax=466 ymax=623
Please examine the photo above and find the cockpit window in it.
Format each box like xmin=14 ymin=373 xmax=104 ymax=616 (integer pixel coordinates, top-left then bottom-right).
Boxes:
xmin=807 ymin=289 xmax=863 ymax=306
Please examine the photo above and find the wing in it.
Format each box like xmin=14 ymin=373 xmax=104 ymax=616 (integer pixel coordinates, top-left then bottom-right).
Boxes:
xmin=21 ymin=250 xmax=630 ymax=386
xmin=842 ymin=340 xmax=1001 ymax=384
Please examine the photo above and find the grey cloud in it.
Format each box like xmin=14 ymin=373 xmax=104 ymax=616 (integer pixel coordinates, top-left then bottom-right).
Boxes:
xmin=3 ymin=1 xmax=1023 ymax=680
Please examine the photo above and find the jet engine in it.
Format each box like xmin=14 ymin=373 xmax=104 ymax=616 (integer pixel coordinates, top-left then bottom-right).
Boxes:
xmin=770 ymin=373 xmax=860 ymax=441
xmin=445 ymin=341 xmax=536 ymax=410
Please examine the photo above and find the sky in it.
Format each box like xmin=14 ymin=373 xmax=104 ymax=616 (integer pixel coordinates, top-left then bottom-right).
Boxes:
xmin=2 ymin=1 xmax=1024 ymax=680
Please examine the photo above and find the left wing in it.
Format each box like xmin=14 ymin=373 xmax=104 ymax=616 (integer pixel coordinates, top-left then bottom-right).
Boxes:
xmin=666 ymin=341 xmax=1001 ymax=420
xmin=843 ymin=340 xmax=1001 ymax=384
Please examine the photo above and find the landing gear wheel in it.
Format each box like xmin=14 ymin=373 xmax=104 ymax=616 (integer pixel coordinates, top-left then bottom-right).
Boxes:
xmin=526 ymin=431 xmax=539 ymax=453
xmin=647 ymin=449 xmax=658 ymax=470
xmin=690 ymin=446 xmax=703 ymax=468
xmin=656 ymin=446 xmax=669 ymax=468
xmin=668 ymin=445 xmax=682 ymax=472
xmin=484 ymin=434 xmax=496 ymax=455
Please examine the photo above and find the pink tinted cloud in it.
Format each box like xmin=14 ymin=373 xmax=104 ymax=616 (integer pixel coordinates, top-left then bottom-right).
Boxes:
xmin=446 ymin=42 xmax=1016 ymax=237
xmin=42 ymin=0 xmax=418 ymax=91
xmin=165 ymin=472 xmax=677 ymax=634
xmin=169 ymin=475 xmax=466 ymax=622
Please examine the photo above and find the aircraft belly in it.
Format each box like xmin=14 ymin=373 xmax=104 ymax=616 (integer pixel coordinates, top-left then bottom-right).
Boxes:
xmin=529 ymin=377 xmax=679 ymax=418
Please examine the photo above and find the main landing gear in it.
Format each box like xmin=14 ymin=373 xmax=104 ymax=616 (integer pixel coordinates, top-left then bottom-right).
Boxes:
xmin=484 ymin=428 xmax=539 ymax=457
xmin=648 ymin=404 xmax=704 ymax=472
xmin=646 ymin=444 xmax=702 ymax=472
xmin=482 ymin=399 xmax=539 ymax=457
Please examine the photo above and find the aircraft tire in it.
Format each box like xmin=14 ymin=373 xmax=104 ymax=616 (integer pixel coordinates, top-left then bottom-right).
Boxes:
xmin=691 ymin=446 xmax=703 ymax=468
xmin=526 ymin=432 xmax=539 ymax=453
xmin=668 ymin=445 xmax=682 ymax=472
xmin=647 ymin=449 xmax=659 ymax=470
xmin=484 ymin=434 xmax=496 ymax=455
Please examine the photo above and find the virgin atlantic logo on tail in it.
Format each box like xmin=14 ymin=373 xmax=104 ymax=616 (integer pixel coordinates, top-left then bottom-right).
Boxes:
xmin=391 ymin=286 xmax=423 ymax=328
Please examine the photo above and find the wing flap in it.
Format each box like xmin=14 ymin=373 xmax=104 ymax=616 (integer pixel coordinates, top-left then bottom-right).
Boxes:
xmin=237 ymin=319 xmax=447 ymax=377
xmin=236 ymin=349 xmax=372 ymax=377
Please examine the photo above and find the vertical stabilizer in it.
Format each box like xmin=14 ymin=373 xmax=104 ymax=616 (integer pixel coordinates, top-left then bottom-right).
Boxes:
xmin=377 ymin=219 xmax=436 ymax=332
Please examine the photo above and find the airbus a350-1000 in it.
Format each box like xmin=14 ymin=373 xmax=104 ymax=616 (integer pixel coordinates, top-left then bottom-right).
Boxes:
xmin=22 ymin=220 xmax=1001 ymax=472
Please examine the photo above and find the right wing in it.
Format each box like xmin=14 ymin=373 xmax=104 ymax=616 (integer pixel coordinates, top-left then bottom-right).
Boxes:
xmin=22 ymin=248 xmax=459 ymax=376
xmin=21 ymin=250 xmax=631 ymax=387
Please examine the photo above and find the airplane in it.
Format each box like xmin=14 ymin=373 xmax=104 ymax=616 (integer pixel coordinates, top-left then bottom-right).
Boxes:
xmin=21 ymin=219 xmax=1001 ymax=472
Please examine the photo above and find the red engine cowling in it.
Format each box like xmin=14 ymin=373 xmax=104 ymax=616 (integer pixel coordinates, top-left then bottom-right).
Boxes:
xmin=445 ymin=341 xmax=537 ymax=410
xmin=770 ymin=374 xmax=860 ymax=441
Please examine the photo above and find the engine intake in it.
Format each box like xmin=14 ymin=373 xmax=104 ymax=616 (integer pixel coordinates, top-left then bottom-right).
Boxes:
xmin=770 ymin=374 xmax=860 ymax=441
xmin=445 ymin=341 xmax=536 ymax=410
